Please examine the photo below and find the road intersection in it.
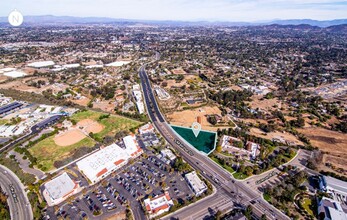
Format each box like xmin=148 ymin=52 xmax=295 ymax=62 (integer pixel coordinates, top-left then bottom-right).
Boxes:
xmin=139 ymin=65 xmax=292 ymax=220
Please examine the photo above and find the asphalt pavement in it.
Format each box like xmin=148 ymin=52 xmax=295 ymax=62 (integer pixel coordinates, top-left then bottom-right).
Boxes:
xmin=0 ymin=165 xmax=33 ymax=220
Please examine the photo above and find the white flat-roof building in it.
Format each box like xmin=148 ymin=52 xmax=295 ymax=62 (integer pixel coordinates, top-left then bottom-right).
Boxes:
xmin=3 ymin=70 xmax=27 ymax=78
xmin=320 ymin=175 xmax=347 ymax=203
xmin=77 ymin=135 xmax=142 ymax=184
xmin=318 ymin=197 xmax=347 ymax=220
xmin=133 ymin=84 xmax=141 ymax=91
xmin=133 ymin=90 xmax=142 ymax=102
xmin=42 ymin=172 xmax=79 ymax=206
xmin=185 ymin=171 xmax=207 ymax=197
xmin=161 ymin=149 xmax=177 ymax=161
xmin=105 ymin=61 xmax=130 ymax=67
xmin=136 ymin=101 xmax=145 ymax=114
xmin=144 ymin=192 xmax=174 ymax=217
xmin=123 ymin=135 xmax=143 ymax=158
xmin=27 ymin=61 xmax=55 ymax=68
xmin=139 ymin=123 xmax=155 ymax=134
xmin=132 ymin=84 xmax=144 ymax=114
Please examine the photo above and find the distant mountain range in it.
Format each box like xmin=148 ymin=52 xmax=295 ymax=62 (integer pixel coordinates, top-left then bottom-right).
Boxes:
xmin=0 ymin=15 xmax=347 ymax=27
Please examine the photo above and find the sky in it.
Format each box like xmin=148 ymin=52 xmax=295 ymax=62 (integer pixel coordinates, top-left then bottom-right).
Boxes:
xmin=1 ymin=0 xmax=347 ymax=22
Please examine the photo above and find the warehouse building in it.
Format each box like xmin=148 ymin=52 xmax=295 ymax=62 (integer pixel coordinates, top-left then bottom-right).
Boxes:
xmin=319 ymin=175 xmax=347 ymax=203
xmin=42 ymin=172 xmax=79 ymax=206
xmin=77 ymin=135 xmax=143 ymax=184
xmin=318 ymin=197 xmax=347 ymax=220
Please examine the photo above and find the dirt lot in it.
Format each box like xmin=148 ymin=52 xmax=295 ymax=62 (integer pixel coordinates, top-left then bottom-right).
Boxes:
xmin=171 ymin=68 xmax=187 ymax=75
xmin=321 ymin=154 xmax=347 ymax=175
xmin=93 ymin=100 xmax=115 ymax=113
xmin=250 ymin=128 xmax=303 ymax=145
xmin=70 ymin=97 xmax=90 ymax=106
xmin=297 ymin=127 xmax=347 ymax=160
xmin=0 ymin=75 xmax=8 ymax=83
xmin=166 ymin=106 xmax=222 ymax=131
xmin=246 ymin=96 xmax=284 ymax=113
xmin=105 ymin=212 xmax=126 ymax=220
xmin=54 ymin=129 xmax=87 ymax=146
xmin=77 ymin=119 xmax=103 ymax=133
xmin=166 ymin=75 xmax=197 ymax=88
xmin=0 ymin=77 xmax=51 ymax=93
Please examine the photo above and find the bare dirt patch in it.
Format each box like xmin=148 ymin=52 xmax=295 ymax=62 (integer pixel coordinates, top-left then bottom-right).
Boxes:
xmin=166 ymin=75 xmax=197 ymax=88
xmin=54 ymin=129 xmax=87 ymax=146
xmin=0 ymin=77 xmax=51 ymax=94
xmin=167 ymin=106 xmax=223 ymax=131
xmin=171 ymin=68 xmax=187 ymax=75
xmin=297 ymin=127 xmax=347 ymax=157
xmin=105 ymin=211 xmax=126 ymax=220
xmin=77 ymin=119 xmax=103 ymax=133
xmin=323 ymin=155 xmax=347 ymax=173
xmin=250 ymin=128 xmax=303 ymax=145
xmin=0 ymin=75 xmax=8 ymax=83
xmin=93 ymin=100 xmax=115 ymax=113
xmin=70 ymin=97 xmax=90 ymax=106
xmin=246 ymin=96 xmax=284 ymax=113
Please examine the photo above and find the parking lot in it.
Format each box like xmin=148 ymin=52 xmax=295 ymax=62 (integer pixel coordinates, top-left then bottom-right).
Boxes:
xmin=44 ymin=148 xmax=194 ymax=220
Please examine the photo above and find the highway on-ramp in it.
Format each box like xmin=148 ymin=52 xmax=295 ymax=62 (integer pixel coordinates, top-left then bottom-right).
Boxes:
xmin=139 ymin=65 xmax=290 ymax=220
xmin=0 ymin=165 xmax=33 ymax=220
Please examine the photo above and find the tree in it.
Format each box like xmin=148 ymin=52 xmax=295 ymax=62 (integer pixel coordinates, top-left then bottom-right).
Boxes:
xmin=216 ymin=145 xmax=222 ymax=153
xmin=244 ymin=205 xmax=253 ymax=219
xmin=215 ymin=210 xmax=222 ymax=220
xmin=261 ymin=214 xmax=267 ymax=220
xmin=245 ymin=166 xmax=253 ymax=176
xmin=208 ymin=116 xmax=217 ymax=125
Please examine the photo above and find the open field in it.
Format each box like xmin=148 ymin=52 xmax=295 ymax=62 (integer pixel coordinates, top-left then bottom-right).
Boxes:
xmin=297 ymin=127 xmax=347 ymax=157
xmin=167 ymin=106 xmax=225 ymax=131
xmin=298 ymin=127 xmax=347 ymax=172
xmin=92 ymin=100 xmax=115 ymax=113
xmin=246 ymin=95 xmax=284 ymax=113
xmin=71 ymin=110 xmax=142 ymax=139
xmin=29 ymin=136 xmax=95 ymax=171
xmin=166 ymin=75 xmax=197 ymax=88
xmin=171 ymin=68 xmax=187 ymax=75
xmin=54 ymin=129 xmax=87 ymax=146
xmin=70 ymin=97 xmax=90 ymax=106
xmin=250 ymin=128 xmax=303 ymax=145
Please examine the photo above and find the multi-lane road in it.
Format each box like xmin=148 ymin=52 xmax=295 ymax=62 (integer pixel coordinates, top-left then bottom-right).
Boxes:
xmin=139 ymin=65 xmax=290 ymax=220
xmin=0 ymin=165 xmax=33 ymax=220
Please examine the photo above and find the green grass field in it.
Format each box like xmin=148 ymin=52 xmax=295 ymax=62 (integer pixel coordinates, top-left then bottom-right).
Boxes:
xmin=302 ymin=197 xmax=314 ymax=216
xmin=233 ymin=172 xmax=248 ymax=180
xmin=29 ymin=136 xmax=95 ymax=170
xmin=29 ymin=136 xmax=95 ymax=171
xmin=71 ymin=110 xmax=142 ymax=140
xmin=0 ymin=119 xmax=9 ymax=125
xmin=29 ymin=110 xmax=142 ymax=171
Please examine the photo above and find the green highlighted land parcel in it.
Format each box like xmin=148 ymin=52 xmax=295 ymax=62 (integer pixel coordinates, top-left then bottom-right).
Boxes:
xmin=171 ymin=125 xmax=216 ymax=154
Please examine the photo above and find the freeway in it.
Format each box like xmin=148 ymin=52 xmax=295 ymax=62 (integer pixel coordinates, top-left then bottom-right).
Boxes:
xmin=0 ymin=165 xmax=33 ymax=220
xmin=139 ymin=65 xmax=290 ymax=220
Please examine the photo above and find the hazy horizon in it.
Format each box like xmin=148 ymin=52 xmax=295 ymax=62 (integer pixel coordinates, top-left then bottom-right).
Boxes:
xmin=1 ymin=0 xmax=347 ymax=22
